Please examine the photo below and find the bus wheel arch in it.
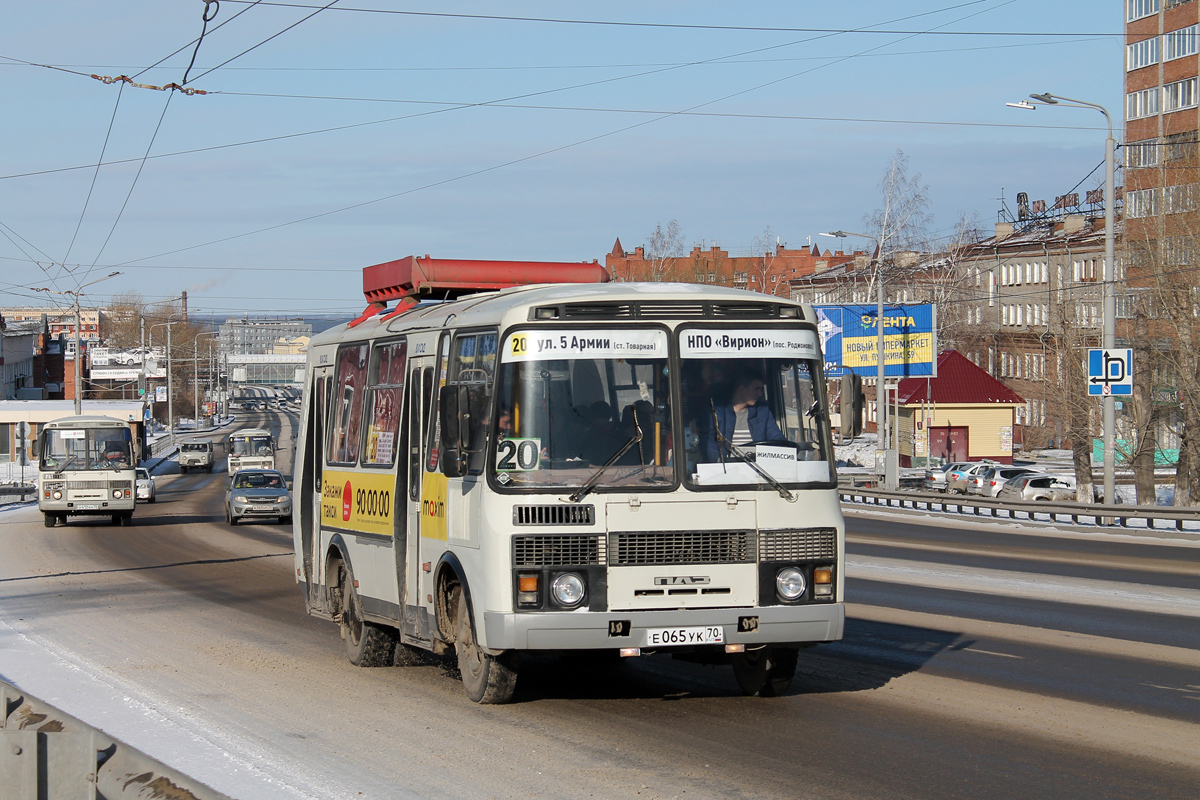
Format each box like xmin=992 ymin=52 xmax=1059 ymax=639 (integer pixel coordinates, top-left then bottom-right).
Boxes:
xmin=436 ymin=554 xmax=518 ymax=704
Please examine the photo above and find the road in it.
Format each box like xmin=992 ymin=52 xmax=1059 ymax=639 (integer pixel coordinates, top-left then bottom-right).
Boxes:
xmin=1 ymin=408 xmax=1198 ymax=799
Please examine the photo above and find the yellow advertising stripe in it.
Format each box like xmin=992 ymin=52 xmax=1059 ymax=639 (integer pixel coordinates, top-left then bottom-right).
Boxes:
xmin=320 ymin=468 xmax=397 ymax=537
xmin=420 ymin=472 xmax=449 ymax=541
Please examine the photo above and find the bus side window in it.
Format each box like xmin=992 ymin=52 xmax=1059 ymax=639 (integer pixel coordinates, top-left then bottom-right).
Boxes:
xmin=328 ymin=343 xmax=368 ymax=465
xmin=408 ymin=375 xmax=424 ymax=502
xmin=425 ymin=335 xmax=450 ymax=473
xmin=450 ymin=331 xmax=498 ymax=475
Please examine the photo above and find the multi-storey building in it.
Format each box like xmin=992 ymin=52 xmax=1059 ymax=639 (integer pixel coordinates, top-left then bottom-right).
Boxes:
xmin=0 ymin=306 xmax=103 ymax=354
xmin=218 ymin=317 xmax=312 ymax=356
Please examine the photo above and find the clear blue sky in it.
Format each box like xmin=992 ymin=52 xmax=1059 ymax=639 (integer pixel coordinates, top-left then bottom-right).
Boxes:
xmin=0 ymin=1 xmax=1123 ymax=319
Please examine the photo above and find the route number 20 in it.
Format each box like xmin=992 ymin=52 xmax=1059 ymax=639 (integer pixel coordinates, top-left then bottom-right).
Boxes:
xmin=496 ymin=438 xmax=541 ymax=471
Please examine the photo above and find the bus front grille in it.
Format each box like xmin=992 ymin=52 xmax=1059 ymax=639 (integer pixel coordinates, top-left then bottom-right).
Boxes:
xmin=758 ymin=528 xmax=837 ymax=561
xmin=513 ymin=504 xmax=595 ymax=525
xmin=513 ymin=534 xmax=604 ymax=567
xmin=608 ymin=530 xmax=755 ymax=566
xmin=67 ymin=480 xmax=131 ymax=491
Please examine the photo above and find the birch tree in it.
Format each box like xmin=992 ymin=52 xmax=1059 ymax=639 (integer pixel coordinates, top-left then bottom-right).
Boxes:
xmin=646 ymin=220 xmax=685 ymax=282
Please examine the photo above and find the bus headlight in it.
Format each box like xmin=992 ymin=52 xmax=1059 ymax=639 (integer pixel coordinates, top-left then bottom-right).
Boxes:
xmin=52 ymin=490 xmax=63 ymax=500
xmin=776 ymin=567 xmax=807 ymax=601
xmin=551 ymin=573 xmax=585 ymax=607
xmin=112 ymin=489 xmax=123 ymax=499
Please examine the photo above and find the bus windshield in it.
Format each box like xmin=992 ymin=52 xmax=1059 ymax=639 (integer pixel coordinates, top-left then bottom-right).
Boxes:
xmin=231 ymin=435 xmax=273 ymax=456
xmin=491 ymin=329 xmax=673 ymax=490
xmin=678 ymin=326 xmax=833 ymax=488
xmin=40 ymin=427 xmax=133 ymax=472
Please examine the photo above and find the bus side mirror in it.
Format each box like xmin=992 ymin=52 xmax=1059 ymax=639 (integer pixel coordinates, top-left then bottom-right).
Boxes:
xmin=30 ymin=435 xmax=40 ymax=458
xmin=439 ymin=386 xmax=466 ymax=478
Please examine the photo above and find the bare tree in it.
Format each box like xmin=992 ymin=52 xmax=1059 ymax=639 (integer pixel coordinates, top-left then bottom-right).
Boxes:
xmin=863 ymin=149 xmax=933 ymax=300
xmin=750 ymin=226 xmax=783 ymax=296
xmin=646 ymin=220 xmax=685 ymax=282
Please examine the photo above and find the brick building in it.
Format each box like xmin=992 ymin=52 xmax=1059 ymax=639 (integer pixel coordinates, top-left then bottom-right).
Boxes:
xmin=604 ymin=238 xmax=861 ymax=297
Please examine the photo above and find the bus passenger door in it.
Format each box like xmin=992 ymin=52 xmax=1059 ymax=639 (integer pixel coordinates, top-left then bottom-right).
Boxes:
xmin=299 ymin=371 xmax=329 ymax=612
xmin=401 ymin=361 xmax=436 ymax=643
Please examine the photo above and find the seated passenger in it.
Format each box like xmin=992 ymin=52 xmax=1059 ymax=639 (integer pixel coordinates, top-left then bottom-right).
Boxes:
xmin=696 ymin=369 xmax=786 ymax=462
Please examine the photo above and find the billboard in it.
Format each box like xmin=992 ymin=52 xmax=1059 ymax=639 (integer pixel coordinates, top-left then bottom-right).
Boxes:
xmin=814 ymin=304 xmax=937 ymax=378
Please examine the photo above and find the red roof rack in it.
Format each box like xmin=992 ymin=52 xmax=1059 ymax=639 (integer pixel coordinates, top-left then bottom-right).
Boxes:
xmin=349 ymin=256 xmax=610 ymax=327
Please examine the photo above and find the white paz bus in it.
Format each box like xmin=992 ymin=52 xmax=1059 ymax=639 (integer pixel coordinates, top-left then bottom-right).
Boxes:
xmin=36 ymin=415 xmax=137 ymax=527
xmin=293 ymin=256 xmax=845 ymax=703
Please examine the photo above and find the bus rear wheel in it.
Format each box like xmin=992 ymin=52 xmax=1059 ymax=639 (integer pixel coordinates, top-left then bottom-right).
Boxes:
xmin=340 ymin=567 xmax=395 ymax=667
xmin=731 ymin=646 xmax=799 ymax=697
xmin=455 ymin=594 xmax=517 ymax=704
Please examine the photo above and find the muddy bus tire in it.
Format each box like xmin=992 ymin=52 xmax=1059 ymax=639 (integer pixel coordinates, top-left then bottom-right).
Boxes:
xmin=731 ymin=646 xmax=799 ymax=697
xmin=340 ymin=568 xmax=395 ymax=667
xmin=456 ymin=597 xmax=517 ymax=704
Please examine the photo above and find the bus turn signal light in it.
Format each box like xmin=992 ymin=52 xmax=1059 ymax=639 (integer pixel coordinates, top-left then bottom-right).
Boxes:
xmin=814 ymin=567 xmax=833 ymax=597
xmin=518 ymin=573 xmax=539 ymax=607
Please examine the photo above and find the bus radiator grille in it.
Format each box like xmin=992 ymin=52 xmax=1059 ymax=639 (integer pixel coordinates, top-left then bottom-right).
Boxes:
xmin=67 ymin=480 xmax=132 ymax=491
xmin=513 ymin=535 xmax=604 ymax=567
xmin=513 ymin=504 xmax=595 ymax=526
xmin=608 ymin=530 xmax=755 ymax=566
xmin=758 ymin=529 xmax=837 ymax=561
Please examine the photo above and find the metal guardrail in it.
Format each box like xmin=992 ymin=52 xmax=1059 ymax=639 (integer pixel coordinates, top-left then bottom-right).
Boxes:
xmin=1 ymin=678 xmax=233 ymax=799
xmin=838 ymin=483 xmax=1200 ymax=531
xmin=148 ymin=431 xmax=177 ymax=458
xmin=0 ymin=463 xmax=37 ymax=485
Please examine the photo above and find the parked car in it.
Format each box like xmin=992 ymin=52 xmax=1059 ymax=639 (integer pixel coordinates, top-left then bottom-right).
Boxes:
xmin=946 ymin=461 xmax=996 ymax=494
xmin=971 ymin=466 xmax=1040 ymax=498
xmin=225 ymin=469 xmax=292 ymax=525
xmin=924 ymin=461 xmax=972 ymax=493
xmin=998 ymin=473 xmax=1078 ymax=502
xmin=135 ymin=467 xmax=156 ymax=503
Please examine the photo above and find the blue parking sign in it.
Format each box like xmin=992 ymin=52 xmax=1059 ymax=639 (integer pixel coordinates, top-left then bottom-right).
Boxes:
xmin=1088 ymin=349 xmax=1132 ymax=396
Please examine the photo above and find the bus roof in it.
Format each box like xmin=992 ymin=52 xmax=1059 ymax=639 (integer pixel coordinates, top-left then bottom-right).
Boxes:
xmin=315 ymin=281 xmax=810 ymax=349
xmin=43 ymin=415 xmax=130 ymax=428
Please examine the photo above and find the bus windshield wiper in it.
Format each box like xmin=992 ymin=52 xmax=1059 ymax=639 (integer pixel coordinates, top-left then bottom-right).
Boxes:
xmin=568 ymin=409 xmax=643 ymax=504
xmin=710 ymin=401 xmax=795 ymax=501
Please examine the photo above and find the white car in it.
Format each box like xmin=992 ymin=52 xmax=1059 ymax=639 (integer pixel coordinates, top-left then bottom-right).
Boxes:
xmin=135 ymin=467 xmax=156 ymax=503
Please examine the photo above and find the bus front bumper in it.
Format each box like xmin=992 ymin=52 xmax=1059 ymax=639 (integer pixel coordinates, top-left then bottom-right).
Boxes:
xmin=482 ymin=603 xmax=844 ymax=652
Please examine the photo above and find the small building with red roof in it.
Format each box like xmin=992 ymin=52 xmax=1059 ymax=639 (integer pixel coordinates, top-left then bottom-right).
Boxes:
xmin=894 ymin=350 xmax=1025 ymax=467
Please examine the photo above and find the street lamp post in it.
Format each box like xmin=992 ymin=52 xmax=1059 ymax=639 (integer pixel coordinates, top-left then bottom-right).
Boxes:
xmin=821 ymin=230 xmax=896 ymax=489
xmin=150 ymin=318 xmax=179 ymax=433
xmin=32 ymin=271 xmax=122 ymax=415
xmin=196 ymin=331 xmax=220 ymax=428
xmin=1009 ymin=92 xmax=1117 ymax=506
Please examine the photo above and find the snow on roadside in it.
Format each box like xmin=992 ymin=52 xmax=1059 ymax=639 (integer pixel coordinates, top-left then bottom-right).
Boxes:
xmin=0 ymin=615 xmax=345 ymax=800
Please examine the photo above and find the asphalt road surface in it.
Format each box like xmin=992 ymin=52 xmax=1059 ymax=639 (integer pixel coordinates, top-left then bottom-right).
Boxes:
xmin=1 ymin=409 xmax=1197 ymax=799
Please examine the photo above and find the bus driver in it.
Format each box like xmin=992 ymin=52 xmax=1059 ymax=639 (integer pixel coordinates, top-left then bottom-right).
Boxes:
xmin=697 ymin=368 xmax=787 ymax=462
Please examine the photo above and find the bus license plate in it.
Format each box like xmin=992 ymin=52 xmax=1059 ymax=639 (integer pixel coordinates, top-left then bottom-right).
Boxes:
xmin=645 ymin=626 xmax=724 ymax=647
xmin=76 ymin=504 xmax=99 ymax=510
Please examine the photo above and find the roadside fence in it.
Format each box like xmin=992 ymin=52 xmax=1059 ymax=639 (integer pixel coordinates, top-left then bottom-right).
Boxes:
xmin=839 ymin=482 xmax=1200 ymax=532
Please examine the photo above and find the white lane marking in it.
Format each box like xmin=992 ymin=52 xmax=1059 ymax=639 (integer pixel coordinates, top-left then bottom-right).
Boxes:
xmin=846 ymin=554 xmax=1200 ymax=618
xmin=961 ymin=648 xmax=1023 ymax=659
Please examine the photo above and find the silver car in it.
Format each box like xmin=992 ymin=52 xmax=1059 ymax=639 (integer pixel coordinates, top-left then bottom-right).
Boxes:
xmin=225 ymin=469 xmax=292 ymax=525
xmin=971 ymin=466 xmax=1039 ymax=498
xmin=946 ymin=461 xmax=995 ymax=495
xmin=135 ymin=467 xmax=156 ymax=503
xmin=924 ymin=461 xmax=971 ymax=493
xmin=998 ymin=473 xmax=1078 ymax=502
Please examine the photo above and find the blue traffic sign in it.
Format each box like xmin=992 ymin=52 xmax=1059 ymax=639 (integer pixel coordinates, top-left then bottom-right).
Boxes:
xmin=1088 ymin=348 xmax=1132 ymax=396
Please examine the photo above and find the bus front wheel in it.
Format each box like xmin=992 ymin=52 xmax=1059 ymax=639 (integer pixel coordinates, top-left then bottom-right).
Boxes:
xmin=43 ymin=512 xmax=56 ymax=528
xmin=455 ymin=595 xmax=517 ymax=704
xmin=340 ymin=567 xmax=395 ymax=667
xmin=731 ymin=646 xmax=799 ymax=697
